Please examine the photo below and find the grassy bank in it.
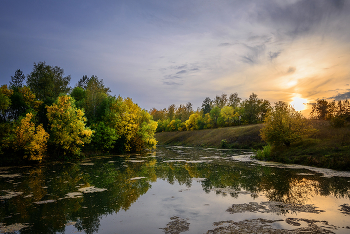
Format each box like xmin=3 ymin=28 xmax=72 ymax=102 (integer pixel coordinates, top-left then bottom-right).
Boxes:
xmin=155 ymin=121 xmax=350 ymax=171
xmin=268 ymin=120 xmax=350 ymax=171
xmin=155 ymin=124 xmax=265 ymax=149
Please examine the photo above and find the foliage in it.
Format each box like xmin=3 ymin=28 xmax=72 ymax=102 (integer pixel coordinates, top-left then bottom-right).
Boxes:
xmin=185 ymin=112 xmax=202 ymax=131
xmin=46 ymin=95 xmax=93 ymax=158
xmin=260 ymin=101 xmax=316 ymax=146
xmin=90 ymin=122 xmax=118 ymax=152
xmin=10 ymin=69 xmax=25 ymax=89
xmin=241 ymin=93 xmax=271 ymax=124
xmin=27 ymin=61 xmax=71 ymax=101
xmin=3 ymin=113 xmax=49 ymax=161
xmin=255 ymin=144 xmax=272 ymax=160
xmin=201 ymin=97 xmax=212 ymax=115
xmin=84 ymin=75 xmax=110 ymax=123
xmin=104 ymin=96 xmax=157 ymax=152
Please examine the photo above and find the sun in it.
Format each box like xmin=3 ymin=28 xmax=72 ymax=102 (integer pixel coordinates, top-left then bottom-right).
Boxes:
xmin=290 ymin=96 xmax=308 ymax=111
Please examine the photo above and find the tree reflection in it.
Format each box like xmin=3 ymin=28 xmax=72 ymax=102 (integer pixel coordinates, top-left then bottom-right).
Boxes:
xmin=1 ymin=147 xmax=350 ymax=233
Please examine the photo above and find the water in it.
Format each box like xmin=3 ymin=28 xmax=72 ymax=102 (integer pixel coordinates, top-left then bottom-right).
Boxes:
xmin=1 ymin=146 xmax=350 ymax=233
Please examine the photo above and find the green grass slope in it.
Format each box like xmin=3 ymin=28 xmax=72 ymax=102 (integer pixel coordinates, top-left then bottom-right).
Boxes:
xmin=155 ymin=124 xmax=265 ymax=149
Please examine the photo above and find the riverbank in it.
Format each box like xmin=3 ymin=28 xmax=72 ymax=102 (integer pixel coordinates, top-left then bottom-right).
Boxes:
xmin=155 ymin=124 xmax=265 ymax=149
xmin=155 ymin=121 xmax=350 ymax=171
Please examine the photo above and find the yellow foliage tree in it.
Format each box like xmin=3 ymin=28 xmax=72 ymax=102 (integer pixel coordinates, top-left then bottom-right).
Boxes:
xmin=5 ymin=113 xmax=49 ymax=161
xmin=105 ymin=96 xmax=157 ymax=151
xmin=46 ymin=95 xmax=93 ymax=157
xmin=260 ymin=101 xmax=316 ymax=146
xmin=185 ymin=112 xmax=202 ymax=131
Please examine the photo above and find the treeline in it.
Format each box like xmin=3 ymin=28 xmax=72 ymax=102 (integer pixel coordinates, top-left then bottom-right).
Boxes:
xmin=0 ymin=62 xmax=157 ymax=163
xmin=311 ymin=99 xmax=350 ymax=127
xmin=150 ymin=93 xmax=271 ymax=132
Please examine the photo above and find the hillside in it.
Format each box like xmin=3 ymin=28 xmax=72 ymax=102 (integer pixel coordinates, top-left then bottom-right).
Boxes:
xmin=155 ymin=124 xmax=265 ymax=149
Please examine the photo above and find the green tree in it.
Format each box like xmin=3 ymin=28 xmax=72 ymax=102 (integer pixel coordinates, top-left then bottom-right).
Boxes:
xmin=228 ymin=92 xmax=241 ymax=108
xmin=10 ymin=69 xmax=25 ymax=89
xmin=220 ymin=106 xmax=238 ymax=126
xmin=209 ymin=106 xmax=221 ymax=127
xmin=201 ymin=97 xmax=212 ymax=115
xmin=260 ymin=101 xmax=315 ymax=146
xmin=241 ymin=93 xmax=271 ymax=124
xmin=46 ymin=95 xmax=93 ymax=158
xmin=27 ymin=61 xmax=71 ymax=101
xmin=84 ymin=75 xmax=110 ymax=123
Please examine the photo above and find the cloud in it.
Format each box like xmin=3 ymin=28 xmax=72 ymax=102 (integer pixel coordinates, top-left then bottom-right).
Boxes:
xmin=240 ymin=44 xmax=266 ymax=65
xmin=287 ymin=66 xmax=296 ymax=74
xmin=268 ymin=51 xmax=281 ymax=61
xmin=163 ymin=81 xmax=181 ymax=86
xmin=218 ymin=43 xmax=232 ymax=47
xmin=176 ymin=70 xmax=187 ymax=74
xmin=331 ymin=91 xmax=350 ymax=100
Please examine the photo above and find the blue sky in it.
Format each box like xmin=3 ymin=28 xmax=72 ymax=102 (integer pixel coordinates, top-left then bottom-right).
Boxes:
xmin=1 ymin=0 xmax=350 ymax=112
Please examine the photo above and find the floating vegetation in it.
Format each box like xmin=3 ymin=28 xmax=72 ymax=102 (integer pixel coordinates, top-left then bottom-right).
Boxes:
xmin=207 ymin=218 xmax=337 ymax=234
xmin=78 ymin=186 xmax=107 ymax=193
xmin=159 ymin=216 xmax=190 ymax=234
xmin=0 ymin=190 xmax=23 ymax=199
xmin=0 ymin=174 xmax=21 ymax=178
xmin=211 ymin=188 xmax=250 ymax=196
xmin=80 ymin=163 xmax=94 ymax=166
xmin=127 ymin=160 xmax=145 ymax=163
xmin=226 ymin=201 xmax=324 ymax=215
xmin=130 ymin=177 xmax=146 ymax=180
xmin=33 ymin=199 xmax=56 ymax=205
xmin=65 ymin=192 xmax=83 ymax=198
xmin=0 ymin=223 xmax=29 ymax=233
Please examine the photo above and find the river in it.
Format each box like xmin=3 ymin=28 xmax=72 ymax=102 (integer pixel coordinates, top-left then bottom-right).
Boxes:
xmin=1 ymin=146 xmax=350 ymax=233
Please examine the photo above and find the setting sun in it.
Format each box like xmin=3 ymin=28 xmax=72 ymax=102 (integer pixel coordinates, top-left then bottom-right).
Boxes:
xmin=290 ymin=96 xmax=308 ymax=111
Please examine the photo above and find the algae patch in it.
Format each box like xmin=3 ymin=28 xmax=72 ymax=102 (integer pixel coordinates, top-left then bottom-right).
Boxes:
xmin=159 ymin=216 xmax=190 ymax=234
xmin=78 ymin=186 xmax=107 ymax=193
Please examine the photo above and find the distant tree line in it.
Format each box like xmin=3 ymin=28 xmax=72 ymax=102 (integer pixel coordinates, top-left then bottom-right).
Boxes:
xmin=310 ymin=99 xmax=350 ymax=127
xmin=0 ymin=62 xmax=157 ymax=163
xmin=150 ymin=93 xmax=271 ymax=132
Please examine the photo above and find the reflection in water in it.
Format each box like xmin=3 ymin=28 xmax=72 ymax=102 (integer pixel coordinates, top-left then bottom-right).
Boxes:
xmin=0 ymin=146 xmax=350 ymax=233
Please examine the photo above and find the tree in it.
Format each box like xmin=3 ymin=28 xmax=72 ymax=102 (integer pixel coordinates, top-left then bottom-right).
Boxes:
xmin=214 ymin=94 xmax=227 ymax=109
xmin=104 ymin=96 xmax=157 ymax=152
xmin=84 ymin=75 xmax=110 ymax=123
xmin=167 ymin=104 xmax=176 ymax=120
xmin=27 ymin=61 xmax=71 ymax=101
xmin=0 ymin=85 xmax=13 ymax=122
xmin=201 ymin=97 xmax=212 ymax=115
xmin=46 ymin=95 xmax=93 ymax=158
xmin=3 ymin=113 xmax=49 ymax=161
xmin=220 ymin=106 xmax=237 ymax=126
xmin=185 ymin=112 xmax=202 ymax=131
xmin=10 ymin=69 xmax=25 ymax=89
xmin=241 ymin=93 xmax=270 ymax=124
xmin=260 ymin=101 xmax=316 ymax=146
xmin=228 ymin=93 xmax=241 ymax=108
xmin=310 ymin=99 xmax=332 ymax=120
xmin=209 ymin=106 xmax=221 ymax=128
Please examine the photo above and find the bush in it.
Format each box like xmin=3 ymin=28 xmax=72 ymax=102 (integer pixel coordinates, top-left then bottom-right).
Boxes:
xmin=255 ymin=144 xmax=272 ymax=160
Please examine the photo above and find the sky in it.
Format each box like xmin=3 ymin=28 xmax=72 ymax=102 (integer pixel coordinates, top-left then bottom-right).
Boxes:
xmin=1 ymin=0 xmax=350 ymax=114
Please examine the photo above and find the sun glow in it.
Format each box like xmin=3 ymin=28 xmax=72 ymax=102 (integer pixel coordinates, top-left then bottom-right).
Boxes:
xmin=290 ymin=96 xmax=308 ymax=111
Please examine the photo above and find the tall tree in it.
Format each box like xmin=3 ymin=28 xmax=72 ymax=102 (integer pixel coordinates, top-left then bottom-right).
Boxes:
xmin=46 ymin=95 xmax=93 ymax=158
xmin=228 ymin=93 xmax=241 ymax=108
xmin=201 ymin=97 xmax=212 ymax=115
xmin=27 ymin=62 xmax=71 ymax=101
xmin=260 ymin=101 xmax=315 ymax=146
xmin=84 ymin=75 xmax=110 ymax=123
xmin=10 ymin=69 xmax=25 ymax=89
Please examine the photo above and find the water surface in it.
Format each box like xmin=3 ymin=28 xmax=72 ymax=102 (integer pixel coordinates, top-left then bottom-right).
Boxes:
xmin=1 ymin=146 xmax=350 ymax=233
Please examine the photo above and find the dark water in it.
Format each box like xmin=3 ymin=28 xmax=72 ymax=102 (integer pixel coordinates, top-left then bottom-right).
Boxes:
xmin=1 ymin=146 xmax=350 ymax=234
